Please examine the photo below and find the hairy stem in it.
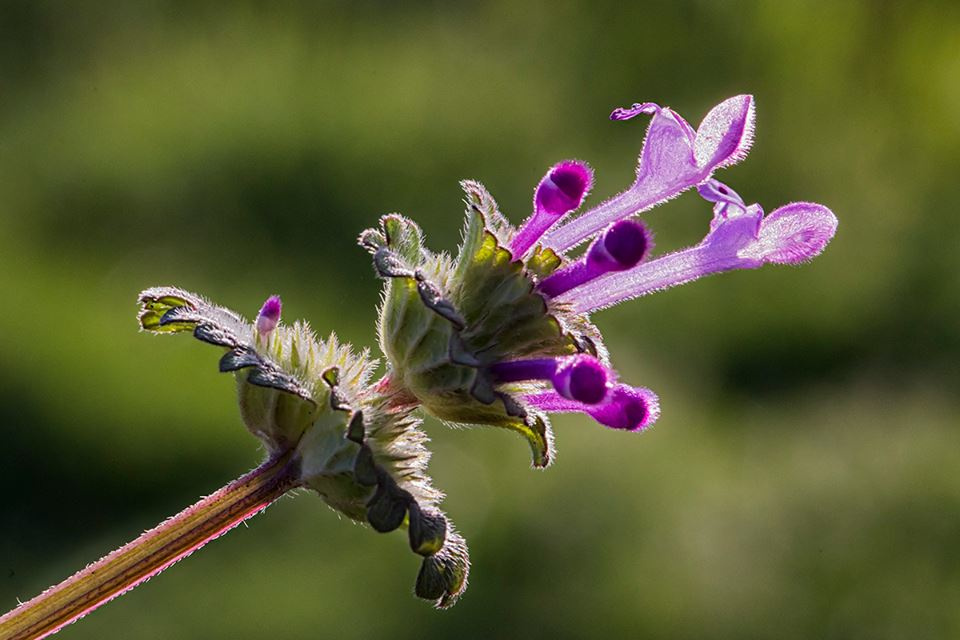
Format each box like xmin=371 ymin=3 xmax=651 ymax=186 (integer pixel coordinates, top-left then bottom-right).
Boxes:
xmin=0 ymin=452 xmax=300 ymax=640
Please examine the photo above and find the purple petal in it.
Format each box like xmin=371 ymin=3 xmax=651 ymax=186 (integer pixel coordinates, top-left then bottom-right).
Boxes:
xmin=700 ymin=204 xmax=763 ymax=255
xmin=542 ymin=105 xmax=696 ymax=251
xmin=557 ymin=197 xmax=836 ymax=314
xmin=510 ymin=160 xmax=593 ymax=257
xmin=693 ymin=95 xmax=755 ymax=170
xmin=256 ymin=295 xmax=282 ymax=335
xmin=589 ymin=385 xmax=660 ymax=431
xmin=525 ymin=384 xmax=660 ymax=432
xmin=741 ymin=202 xmax=838 ymax=264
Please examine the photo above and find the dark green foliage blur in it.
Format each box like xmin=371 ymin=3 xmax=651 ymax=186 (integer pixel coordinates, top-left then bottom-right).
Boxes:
xmin=2 ymin=1 xmax=959 ymax=638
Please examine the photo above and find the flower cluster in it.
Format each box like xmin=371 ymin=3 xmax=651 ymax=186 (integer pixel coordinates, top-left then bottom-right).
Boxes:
xmin=137 ymin=95 xmax=835 ymax=608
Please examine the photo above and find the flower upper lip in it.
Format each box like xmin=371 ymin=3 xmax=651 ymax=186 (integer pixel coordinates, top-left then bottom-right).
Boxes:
xmin=541 ymin=95 xmax=756 ymax=253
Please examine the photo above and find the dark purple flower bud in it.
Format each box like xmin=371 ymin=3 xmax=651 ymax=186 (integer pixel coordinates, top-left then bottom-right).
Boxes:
xmin=551 ymin=355 xmax=611 ymax=404
xmin=488 ymin=354 xmax=613 ymax=405
xmin=536 ymin=161 xmax=593 ymax=216
xmin=586 ymin=219 xmax=651 ymax=272
xmin=510 ymin=160 xmax=593 ymax=258
xmin=537 ymin=219 xmax=652 ymax=298
xmin=256 ymin=295 xmax=282 ymax=336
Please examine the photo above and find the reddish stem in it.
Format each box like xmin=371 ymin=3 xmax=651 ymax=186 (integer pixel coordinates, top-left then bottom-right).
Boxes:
xmin=0 ymin=453 xmax=299 ymax=640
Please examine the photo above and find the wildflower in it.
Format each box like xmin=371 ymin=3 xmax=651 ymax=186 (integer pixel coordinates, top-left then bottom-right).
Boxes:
xmin=360 ymin=94 xmax=833 ymax=470
xmin=540 ymin=94 xmax=755 ymax=252
xmin=0 ymin=95 xmax=835 ymax=638
xmin=553 ymin=178 xmax=838 ymax=312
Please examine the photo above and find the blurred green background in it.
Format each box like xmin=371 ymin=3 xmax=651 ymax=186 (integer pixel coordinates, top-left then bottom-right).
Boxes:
xmin=2 ymin=1 xmax=959 ymax=638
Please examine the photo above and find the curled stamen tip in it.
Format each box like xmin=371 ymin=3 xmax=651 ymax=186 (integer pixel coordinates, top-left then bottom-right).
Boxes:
xmin=536 ymin=160 xmax=593 ymax=217
xmin=697 ymin=179 xmax=745 ymax=207
xmin=256 ymin=295 xmax=282 ymax=334
xmin=609 ymin=102 xmax=660 ymax=121
xmin=589 ymin=219 xmax=652 ymax=271
xmin=552 ymin=355 xmax=612 ymax=405
xmin=590 ymin=386 xmax=660 ymax=432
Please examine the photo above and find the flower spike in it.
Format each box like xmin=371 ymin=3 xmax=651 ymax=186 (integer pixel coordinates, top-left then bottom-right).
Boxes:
xmin=543 ymin=95 xmax=755 ymax=252
xmin=1 ymin=95 xmax=836 ymax=637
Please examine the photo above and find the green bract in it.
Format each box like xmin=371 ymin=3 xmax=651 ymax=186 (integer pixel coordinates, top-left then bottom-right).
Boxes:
xmin=359 ymin=181 xmax=607 ymax=468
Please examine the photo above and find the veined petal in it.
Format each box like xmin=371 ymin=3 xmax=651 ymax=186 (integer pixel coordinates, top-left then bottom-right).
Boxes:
xmin=740 ymin=202 xmax=838 ymax=264
xmin=694 ymin=95 xmax=755 ymax=170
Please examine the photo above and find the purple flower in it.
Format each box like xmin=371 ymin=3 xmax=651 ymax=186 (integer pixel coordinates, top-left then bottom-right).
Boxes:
xmin=361 ymin=96 xmax=833 ymax=458
xmin=550 ymin=179 xmax=837 ymax=313
xmin=511 ymin=96 xmax=834 ymax=436
xmin=9 ymin=93 xmax=834 ymax=632
xmin=541 ymin=95 xmax=755 ymax=252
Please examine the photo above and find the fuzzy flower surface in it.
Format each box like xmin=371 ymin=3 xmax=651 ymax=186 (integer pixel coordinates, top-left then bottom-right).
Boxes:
xmin=137 ymin=95 xmax=836 ymax=608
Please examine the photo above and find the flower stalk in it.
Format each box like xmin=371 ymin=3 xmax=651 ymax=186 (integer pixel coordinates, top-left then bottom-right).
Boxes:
xmin=0 ymin=93 xmax=836 ymax=635
xmin=0 ymin=452 xmax=300 ymax=640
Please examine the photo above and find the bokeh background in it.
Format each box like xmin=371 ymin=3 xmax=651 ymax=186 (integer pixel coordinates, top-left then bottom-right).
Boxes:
xmin=2 ymin=1 xmax=959 ymax=638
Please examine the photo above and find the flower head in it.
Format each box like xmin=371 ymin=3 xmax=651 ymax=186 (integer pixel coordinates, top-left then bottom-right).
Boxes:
xmin=135 ymin=94 xmax=834 ymax=612
xmin=361 ymin=94 xmax=833 ymax=460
